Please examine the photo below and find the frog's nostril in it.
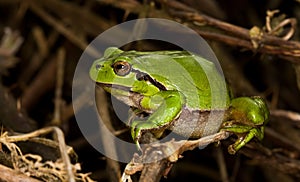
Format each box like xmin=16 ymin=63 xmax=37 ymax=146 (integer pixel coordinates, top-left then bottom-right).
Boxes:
xmin=95 ymin=64 xmax=101 ymax=70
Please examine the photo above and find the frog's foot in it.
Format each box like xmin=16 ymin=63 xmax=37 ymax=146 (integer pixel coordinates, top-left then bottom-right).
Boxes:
xmin=221 ymin=122 xmax=264 ymax=154
xmin=131 ymin=120 xmax=159 ymax=150
xmin=228 ymin=128 xmax=264 ymax=154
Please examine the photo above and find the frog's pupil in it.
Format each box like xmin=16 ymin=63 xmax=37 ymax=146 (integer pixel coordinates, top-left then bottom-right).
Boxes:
xmin=116 ymin=64 xmax=125 ymax=70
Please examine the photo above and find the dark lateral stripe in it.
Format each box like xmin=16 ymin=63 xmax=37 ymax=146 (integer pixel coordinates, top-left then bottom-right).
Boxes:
xmin=132 ymin=69 xmax=167 ymax=91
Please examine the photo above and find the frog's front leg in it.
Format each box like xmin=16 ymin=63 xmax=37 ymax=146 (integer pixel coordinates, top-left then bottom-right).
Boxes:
xmin=221 ymin=97 xmax=269 ymax=154
xmin=131 ymin=90 xmax=184 ymax=147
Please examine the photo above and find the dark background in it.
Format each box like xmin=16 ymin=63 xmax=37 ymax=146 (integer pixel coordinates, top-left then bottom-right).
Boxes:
xmin=0 ymin=0 xmax=300 ymax=181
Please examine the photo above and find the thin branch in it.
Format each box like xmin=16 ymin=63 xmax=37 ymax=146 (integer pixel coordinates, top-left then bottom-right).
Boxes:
xmin=95 ymin=88 xmax=122 ymax=181
xmin=165 ymin=4 xmax=300 ymax=61
xmin=215 ymin=146 xmax=229 ymax=182
xmin=102 ymin=0 xmax=300 ymax=62
xmin=270 ymin=109 xmax=300 ymax=123
xmin=51 ymin=48 xmax=66 ymax=126
xmin=28 ymin=1 xmax=100 ymax=57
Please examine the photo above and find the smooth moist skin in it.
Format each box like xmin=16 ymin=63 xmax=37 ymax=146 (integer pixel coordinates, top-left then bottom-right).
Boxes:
xmin=90 ymin=47 xmax=269 ymax=154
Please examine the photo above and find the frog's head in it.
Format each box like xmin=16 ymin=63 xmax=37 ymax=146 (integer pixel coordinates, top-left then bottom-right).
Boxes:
xmin=90 ymin=47 xmax=131 ymax=88
xmin=90 ymin=47 xmax=161 ymax=103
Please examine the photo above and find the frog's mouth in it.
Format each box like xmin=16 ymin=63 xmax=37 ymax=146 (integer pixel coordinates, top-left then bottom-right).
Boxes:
xmin=96 ymin=82 xmax=131 ymax=92
xmin=96 ymin=82 xmax=145 ymax=109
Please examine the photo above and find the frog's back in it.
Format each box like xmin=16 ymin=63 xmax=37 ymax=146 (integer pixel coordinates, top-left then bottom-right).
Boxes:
xmin=126 ymin=50 xmax=230 ymax=110
xmin=173 ymin=54 xmax=230 ymax=110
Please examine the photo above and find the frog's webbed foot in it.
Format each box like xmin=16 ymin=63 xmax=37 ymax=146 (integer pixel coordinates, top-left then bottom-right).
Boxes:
xmin=228 ymin=127 xmax=264 ymax=154
xmin=221 ymin=122 xmax=264 ymax=154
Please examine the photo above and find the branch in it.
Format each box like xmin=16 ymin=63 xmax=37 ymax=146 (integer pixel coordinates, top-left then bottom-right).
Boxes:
xmin=122 ymin=131 xmax=230 ymax=182
xmin=102 ymin=0 xmax=300 ymax=62
xmin=0 ymin=164 xmax=41 ymax=182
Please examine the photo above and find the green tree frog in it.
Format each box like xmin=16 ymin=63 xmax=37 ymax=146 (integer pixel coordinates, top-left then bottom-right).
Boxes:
xmin=89 ymin=47 xmax=269 ymax=154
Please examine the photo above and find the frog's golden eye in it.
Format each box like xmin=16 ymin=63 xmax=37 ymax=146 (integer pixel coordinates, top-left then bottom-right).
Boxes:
xmin=112 ymin=61 xmax=131 ymax=76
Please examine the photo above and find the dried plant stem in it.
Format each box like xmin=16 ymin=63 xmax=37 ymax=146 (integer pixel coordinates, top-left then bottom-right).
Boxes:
xmin=271 ymin=109 xmax=300 ymax=123
xmin=51 ymin=48 xmax=66 ymax=125
xmin=0 ymin=163 xmax=41 ymax=182
xmin=28 ymin=1 xmax=100 ymax=57
xmin=95 ymin=88 xmax=122 ymax=181
xmin=1 ymin=127 xmax=75 ymax=182
xmin=215 ymin=146 xmax=229 ymax=182
xmin=103 ymin=0 xmax=300 ymax=62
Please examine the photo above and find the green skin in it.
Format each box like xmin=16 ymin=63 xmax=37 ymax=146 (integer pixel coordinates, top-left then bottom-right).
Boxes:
xmin=90 ymin=47 xmax=269 ymax=154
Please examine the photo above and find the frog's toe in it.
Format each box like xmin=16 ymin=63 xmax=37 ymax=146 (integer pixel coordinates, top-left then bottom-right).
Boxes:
xmin=228 ymin=130 xmax=258 ymax=154
xmin=135 ymin=140 xmax=142 ymax=151
xmin=131 ymin=126 xmax=143 ymax=151
xmin=131 ymin=121 xmax=162 ymax=150
xmin=227 ymin=139 xmax=240 ymax=155
xmin=130 ymin=121 xmax=142 ymax=145
xmin=228 ymin=139 xmax=244 ymax=155
xmin=227 ymin=144 xmax=237 ymax=155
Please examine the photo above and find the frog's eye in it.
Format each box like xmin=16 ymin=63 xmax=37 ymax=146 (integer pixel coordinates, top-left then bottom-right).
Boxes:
xmin=112 ymin=61 xmax=131 ymax=76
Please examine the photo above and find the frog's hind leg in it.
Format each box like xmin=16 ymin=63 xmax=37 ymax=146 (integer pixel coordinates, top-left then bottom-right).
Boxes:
xmin=225 ymin=126 xmax=264 ymax=154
